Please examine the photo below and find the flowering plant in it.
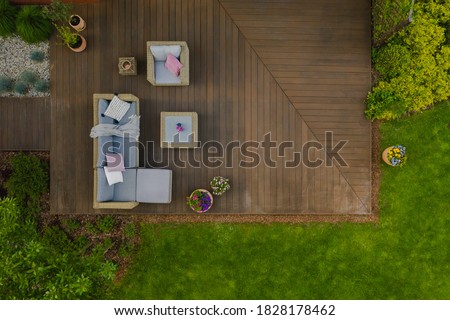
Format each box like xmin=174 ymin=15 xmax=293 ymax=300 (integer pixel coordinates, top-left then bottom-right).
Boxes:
xmin=186 ymin=189 xmax=213 ymax=213
xmin=387 ymin=145 xmax=407 ymax=166
xmin=210 ymin=176 xmax=231 ymax=196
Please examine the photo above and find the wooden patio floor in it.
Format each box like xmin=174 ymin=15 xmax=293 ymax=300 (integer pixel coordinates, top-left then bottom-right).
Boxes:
xmin=45 ymin=0 xmax=372 ymax=215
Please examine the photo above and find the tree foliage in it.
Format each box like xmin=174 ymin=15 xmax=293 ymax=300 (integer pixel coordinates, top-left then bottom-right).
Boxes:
xmin=367 ymin=0 xmax=450 ymax=120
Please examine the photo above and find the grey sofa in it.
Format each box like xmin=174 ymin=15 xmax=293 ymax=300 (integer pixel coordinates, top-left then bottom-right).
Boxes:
xmin=93 ymin=94 xmax=172 ymax=209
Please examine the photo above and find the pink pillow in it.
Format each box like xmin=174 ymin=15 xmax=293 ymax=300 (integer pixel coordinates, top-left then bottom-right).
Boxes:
xmin=105 ymin=153 xmax=125 ymax=172
xmin=165 ymin=53 xmax=183 ymax=76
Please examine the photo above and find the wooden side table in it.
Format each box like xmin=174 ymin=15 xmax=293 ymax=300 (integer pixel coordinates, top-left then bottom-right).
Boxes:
xmin=118 ymin=57 xmax=137 ymax=75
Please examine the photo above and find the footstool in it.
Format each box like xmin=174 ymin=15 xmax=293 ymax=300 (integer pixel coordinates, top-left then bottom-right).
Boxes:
xmin=136 ymin=168 xmax=172 ymax=203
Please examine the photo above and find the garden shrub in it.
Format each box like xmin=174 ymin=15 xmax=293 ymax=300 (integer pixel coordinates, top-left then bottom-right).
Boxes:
xmin=30 ymin=50 xmax=46 ymax=62
xmin=372 ymin=0 xmax=411 ymax=44
xmin=373 ymin=44 xmax=412 ymax=80
xmin=16 ymin=5 xmax=53 ymax=43
xmin=4 ymin=153 xmax=48 ymax=216
xmin=0 ymin=0 xmax=17 ymax=37
xmin=0 ymin=198 xmax=117 ymax=299
xmin=367 ymin=0 xmax=450 ymax=120
xmin=96 ymin=215 xmax=116 ymax=233
xmin=13 ymin=81 xmax=28 ymax=95
xmin=0 ymin=76 xmax=13 ymax=93
xmin=20 ymin=70 xmax=37 ymax=84
xmin=124 ymin=222 xmax=137 ymax=238
xmin=35 ymin=78 xmax=50 ymax=92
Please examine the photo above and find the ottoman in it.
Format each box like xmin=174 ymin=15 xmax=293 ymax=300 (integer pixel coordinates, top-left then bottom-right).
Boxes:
xmin=136 ymin=168 xmax=172 ymax=204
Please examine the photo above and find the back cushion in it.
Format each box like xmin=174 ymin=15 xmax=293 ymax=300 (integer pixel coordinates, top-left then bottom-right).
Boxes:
xmin=150 ymin=45 xmax=181 ymax=61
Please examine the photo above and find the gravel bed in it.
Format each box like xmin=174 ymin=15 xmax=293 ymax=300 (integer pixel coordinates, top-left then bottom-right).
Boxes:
xmin=0 ymin=35 xmax=50 ymax=97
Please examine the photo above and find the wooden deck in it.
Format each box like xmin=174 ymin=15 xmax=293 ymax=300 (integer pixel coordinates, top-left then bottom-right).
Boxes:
xmin=0 ymin=97 xmax=51 ymax=150
xmin=46 ymin=0 xmax=371 ymax=215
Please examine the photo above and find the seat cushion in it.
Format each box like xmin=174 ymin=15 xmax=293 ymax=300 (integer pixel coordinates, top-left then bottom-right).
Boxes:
xmin=154 ymin=61 xmax=181 ymax=84
xmin=113 ymin=169 xmax=137 ymax=202
xmin=114 ymin=136 xmax=138 ymax=168
xmin=136 ymin=168 xmax=172 ymax=203
xmin=97 ymin=135 xmax=118 ymax=167
xmin=97 ymin=169 xmax=114 ymax=202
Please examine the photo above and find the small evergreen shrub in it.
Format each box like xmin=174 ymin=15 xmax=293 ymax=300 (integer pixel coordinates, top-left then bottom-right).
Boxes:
xmin=30 ymin=50 xmax=46 ymax=62
xmin=13 ymin=81 xmax=28 ymax=95
xmin=0 ymin=76 xmax=13 ymax=93
xmin=4 ymin=153 xmax=48 ymax=216
xmin=123 ymin=222 xmax=137 ymax=238
xmin=16 ymin=5 xmax=53 ymax=43
xmin=34 ymin=78 xmax=50 ymax=92
xmin=96 ymin=215 xmax=116 ymax=233
xmin=0 ymin=0 xmax=17 ymax=37
xmin=62 ymin=218 xmax=81 ymax=233
xmin=373 ymin=44 xmax=412 ymax=80
xmin=41 ymin=0 xmax=73 ymax=23
xmin=20 ymin=71 xmax=37 ymax=84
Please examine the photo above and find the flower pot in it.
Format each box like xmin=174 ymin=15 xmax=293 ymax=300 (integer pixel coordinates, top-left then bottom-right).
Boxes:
xmin=382 ymin=146 xmax=395 ymax=166
xmin=68 ymin=34 xmax=86 ymax=52
xmin=69 ymin=14 xmax=86 ymax=31
xmin=187 ymin=189 xmax=213 ymax=213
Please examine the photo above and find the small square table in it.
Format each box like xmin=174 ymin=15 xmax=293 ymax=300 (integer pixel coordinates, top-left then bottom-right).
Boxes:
xmin=118 ymin=57 xmax=137 ymax=75
xmin=160 ymin=112 xmax=198 ymax=148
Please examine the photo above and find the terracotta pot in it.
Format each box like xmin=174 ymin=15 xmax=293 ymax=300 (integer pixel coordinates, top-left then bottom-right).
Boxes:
xmin=69 ymin=14 xmax=86 ymax=32
xmin=69 ymin=34 xmax=86 ymax=52
xmin=382 ymin=146 xmax=394 ymax=166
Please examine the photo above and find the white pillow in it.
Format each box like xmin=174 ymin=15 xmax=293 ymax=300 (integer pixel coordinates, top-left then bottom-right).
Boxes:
xmin=104 ymin=96 xmax=130 ymax=122
xmin=104 ymin=167 xmax=123 ymax=186
xmin=150 ymin=45 xmax=181 ymax=61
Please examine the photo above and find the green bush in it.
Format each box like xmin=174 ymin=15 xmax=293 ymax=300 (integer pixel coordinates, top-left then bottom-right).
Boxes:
xmin=367 ymin=1 xmax=450 ymax=120
xmin=16 ymin=5 xmax=53 ymax=43
xmin=41 ymin=0 xmax=73 ymax=23
xmin=20 ymin=70 xmax=37 ymax=84
xmin=373 ymin=44 xmax=412 ymax=80
xmin=0 ymin=198 xmax=117 ymax=299
xmin=30 ymin=50 xmax=46 ymax=62
xmin=13 ymin=81 xmax=28 ymax=95
xmin=35 ymin=78 xmax=50 ymax=92
xmin=0 ymin=76 xmax=13 ymax=93
xmin=124 ymin=222 xmax=137 ymax=238
xmin=0 ymin=0 xmax=17 ymax=37
xmin=4 ymin=153 xmax=48 ymax=216
xmin=372 ymin=0 xmax=411 ymax=44
xmin=96 ymin=215 xmax=116 ymax=233
xmin=62 ymin=218 xmax=81 ymax=233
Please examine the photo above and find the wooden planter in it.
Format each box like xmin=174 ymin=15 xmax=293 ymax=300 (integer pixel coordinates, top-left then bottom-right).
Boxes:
xmin=69 ymin=14 xmax=86 ymax=31
xmin=69 ymin=34 xmax=86 ymax=52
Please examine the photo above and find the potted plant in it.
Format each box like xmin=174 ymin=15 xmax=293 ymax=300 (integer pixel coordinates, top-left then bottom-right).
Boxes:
xmin=41 ymin=0 xmax=72 ymax=23
xmin=382 ymin=145 xmax=407 ymax=167
xmin=55 ymin=24 xmax=86 ymax=52
xmin=186 ymin=189 xmax=213 ymax=213
xmin=69 ymin=14 xmax=85 ymax=31
xmin=210 ymin=176 xmax=231 ymax=196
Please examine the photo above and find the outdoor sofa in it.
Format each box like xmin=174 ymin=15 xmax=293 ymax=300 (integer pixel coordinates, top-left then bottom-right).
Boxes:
xmin=92 ymin=93 xmax=172 ymax=209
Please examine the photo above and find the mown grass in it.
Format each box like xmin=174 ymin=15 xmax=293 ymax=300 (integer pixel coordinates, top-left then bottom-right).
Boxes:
xmin=114 ymin=103 xmax=450 ymax=299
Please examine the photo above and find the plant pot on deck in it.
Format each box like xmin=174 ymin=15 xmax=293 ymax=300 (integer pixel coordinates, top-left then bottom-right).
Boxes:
xmin=69 ymin=14 xmax=86 ymax=31
xmin=186 ymin=189 xmax=213 ymax=213
xmin=69 ymin=34 xmax=86 ymax=52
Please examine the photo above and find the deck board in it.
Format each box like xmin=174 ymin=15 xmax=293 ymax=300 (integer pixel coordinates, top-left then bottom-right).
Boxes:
xmin=43 ymin=0 xmax=371 ymax=215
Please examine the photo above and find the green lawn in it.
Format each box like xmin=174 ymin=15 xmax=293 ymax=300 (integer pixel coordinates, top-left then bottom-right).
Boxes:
xmin=114 ymin=103 xmax=450 ymax=299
